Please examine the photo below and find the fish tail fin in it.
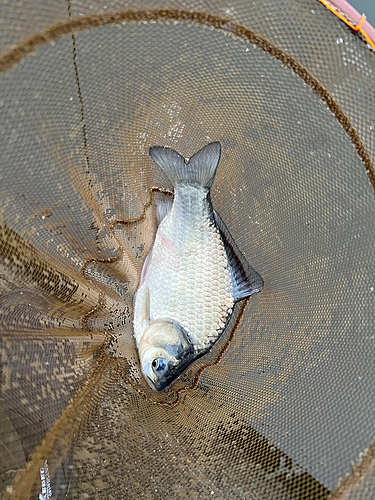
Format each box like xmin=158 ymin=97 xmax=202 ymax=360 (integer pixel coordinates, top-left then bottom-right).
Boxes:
xmin=149 ymin=142 xmax=221 ymax=188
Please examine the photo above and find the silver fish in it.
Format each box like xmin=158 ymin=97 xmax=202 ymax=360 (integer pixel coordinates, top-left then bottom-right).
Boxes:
xmin=133 ymin=142 xmax=263 ymax=391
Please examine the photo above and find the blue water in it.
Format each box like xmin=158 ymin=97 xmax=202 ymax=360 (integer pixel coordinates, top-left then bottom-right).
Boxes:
xmin=348 ymin=0 xmax=375 ymax=27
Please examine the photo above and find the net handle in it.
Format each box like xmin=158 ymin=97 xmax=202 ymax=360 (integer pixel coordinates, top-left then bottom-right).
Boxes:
xmin=318 ymin=0 xmax=375 ymax=50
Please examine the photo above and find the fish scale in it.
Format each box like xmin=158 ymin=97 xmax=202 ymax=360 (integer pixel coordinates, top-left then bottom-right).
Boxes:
xmin=148 ymin=187 xmax=233 ymax=349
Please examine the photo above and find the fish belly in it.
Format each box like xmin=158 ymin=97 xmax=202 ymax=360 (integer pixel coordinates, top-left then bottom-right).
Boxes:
xmin=142 ymin=184 xmax=234 ymax=351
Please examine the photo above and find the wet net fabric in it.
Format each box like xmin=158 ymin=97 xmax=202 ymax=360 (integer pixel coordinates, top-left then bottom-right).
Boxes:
xmin=0 ymin=1 xmax=375 ymax=499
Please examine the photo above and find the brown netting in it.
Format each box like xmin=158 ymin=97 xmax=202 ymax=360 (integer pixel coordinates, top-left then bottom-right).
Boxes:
xmin=0 ymin=1 xmax=375 ymax=499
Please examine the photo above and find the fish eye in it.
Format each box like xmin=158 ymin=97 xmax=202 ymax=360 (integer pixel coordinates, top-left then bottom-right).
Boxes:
xmin=151 ymin=358 xmax=167 ymax=374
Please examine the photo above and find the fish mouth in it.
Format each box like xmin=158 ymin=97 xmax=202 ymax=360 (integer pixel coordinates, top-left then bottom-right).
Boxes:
xmin=147 ymin=341 xmax=195 ymax=392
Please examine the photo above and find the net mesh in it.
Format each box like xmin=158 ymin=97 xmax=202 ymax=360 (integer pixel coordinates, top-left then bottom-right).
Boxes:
xmin=0 ymin=1 xmax=374 ymax=499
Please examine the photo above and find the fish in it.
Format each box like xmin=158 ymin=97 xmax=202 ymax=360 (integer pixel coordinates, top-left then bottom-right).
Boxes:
xmin=133 ymin=142 xmax=263 ymax=391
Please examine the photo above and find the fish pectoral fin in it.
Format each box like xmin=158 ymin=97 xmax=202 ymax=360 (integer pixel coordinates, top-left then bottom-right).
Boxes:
xmin=140 ymin=249 xmax=153 ymax=286
xmin=141 ymin=285 xmax=151 ymax=328
xmin=214 ymin=210 xmax=264 ymax=301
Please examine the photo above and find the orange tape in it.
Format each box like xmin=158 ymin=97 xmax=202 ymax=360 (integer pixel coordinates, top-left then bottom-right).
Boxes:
xmin=353 ymin=13 xmax=366 ymax=31
xmin=318 ymin=0 xmax=375 ymax=51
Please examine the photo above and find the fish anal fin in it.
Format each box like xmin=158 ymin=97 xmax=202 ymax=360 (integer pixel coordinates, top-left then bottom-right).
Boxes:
xmin=214 ymin=210 xmax=264 ymax=301
xmin=154 ymin=192 xmax=173 ymax=226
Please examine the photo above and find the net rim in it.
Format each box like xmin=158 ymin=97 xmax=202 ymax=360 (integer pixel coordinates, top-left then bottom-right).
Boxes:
xmin=0 ymin=8 xmax=374 ymax=190
xmin=319 ymin=0 xmax=375 ymax=49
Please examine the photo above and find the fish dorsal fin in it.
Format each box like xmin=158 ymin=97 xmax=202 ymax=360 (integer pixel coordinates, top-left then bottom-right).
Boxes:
xmin=214 ymin=210 xmax=264 ymax=301
xmin=149 ymin=142 xmax=221 ymax=188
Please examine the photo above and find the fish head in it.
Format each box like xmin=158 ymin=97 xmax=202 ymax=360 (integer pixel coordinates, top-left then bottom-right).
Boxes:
xmin=138 ymin=321 xmax=194 ymax=391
